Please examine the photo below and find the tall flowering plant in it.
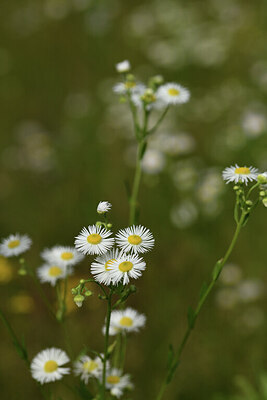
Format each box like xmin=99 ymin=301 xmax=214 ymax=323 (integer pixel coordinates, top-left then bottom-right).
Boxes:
xmin=0 ymin=61 xmax=266 ymax=400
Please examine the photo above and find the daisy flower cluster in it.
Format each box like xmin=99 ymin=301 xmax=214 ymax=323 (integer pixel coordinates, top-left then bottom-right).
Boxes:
xmin=30 ymin=347 xmax=133 ymax=398
xmin=113 ymin=59 xmax=190 ymax=113
xmin=74 ymin=220 xmax=154 ymax=287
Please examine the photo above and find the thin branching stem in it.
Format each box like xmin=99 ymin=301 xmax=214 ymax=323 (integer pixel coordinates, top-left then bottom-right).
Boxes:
xmin=156 ymin=210 xmax=247 ymax=400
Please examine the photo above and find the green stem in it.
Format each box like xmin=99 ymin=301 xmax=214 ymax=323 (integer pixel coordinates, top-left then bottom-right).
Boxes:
xmin=28 ymin=270 xmax=55 ymax=319
xmin=0 ymin=309 xmax=49 ymax=399
xmin=147 ymin=106 xmax=169 ymax=136
xmin=102 ymin=289 xmax=113 ymax=400
xmin=129 ymin=140 xmax=146 ymax=225
xmin=156 ymin=211 xmax=247 ymax=400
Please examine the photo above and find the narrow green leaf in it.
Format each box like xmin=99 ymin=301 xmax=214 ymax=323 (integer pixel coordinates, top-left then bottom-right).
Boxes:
xmin=107 ymin=340 xmax=117 ymax=356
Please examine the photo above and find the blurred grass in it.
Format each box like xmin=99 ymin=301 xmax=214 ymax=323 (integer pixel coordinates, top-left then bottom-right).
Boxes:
xmin=0 ymin=0 xmax=267 ymax=399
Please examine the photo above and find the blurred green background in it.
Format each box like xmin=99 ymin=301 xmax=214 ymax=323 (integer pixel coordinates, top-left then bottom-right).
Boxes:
xmin=0 ymin=0 xmax=267 ymax=399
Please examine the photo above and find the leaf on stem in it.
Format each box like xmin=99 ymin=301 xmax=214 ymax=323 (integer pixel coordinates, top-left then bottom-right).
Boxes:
xmin=212 ymin=259 xmax=223 ymax=282
xmin=107 ymin=340 xmax=117 ymax=357
xmin=199 ymin=281 xmax=208 ymax=301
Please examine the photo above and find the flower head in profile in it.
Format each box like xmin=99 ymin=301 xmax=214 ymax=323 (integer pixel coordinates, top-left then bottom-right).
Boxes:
xmin=116 ymin=225 xmax=154 ymax=254
xmin=113 ymin=82 xmax=145 ymax=95
xmin=31 ymin=348 xmax=70 ymax=384
xmin=222 ymin=164 xmax=259 ymax=184
xmin=108 ymin=307 xmax=146 ymax=335
xmin=41 ymin=246 xmax=84 ymax=267
xmin=97 ymin=201 xmax=112 ymax=214
xmin=157 ymin=83 xmax=190 ymax=105
xmin=108 ymin=252 xmax=146 ymax=285
xmin=74 ymin=355 xmax=103 ymax=384
xmin=0 ymin=234 xmax=32 ymax=257
xmin=91 ymin=248 xmax=120 ymax=285
xmin=37 ymin=263 xmax=73 ymax=286
xmin=75 ymin=225 xmax=115 ymax=256
xmin=104 ymin=368 xmax=133 ymax=398
xmin=116 ymin=60 xmax=131 ymax=73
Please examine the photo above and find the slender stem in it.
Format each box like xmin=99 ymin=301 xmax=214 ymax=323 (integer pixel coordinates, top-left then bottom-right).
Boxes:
xmin=156 ymin=211 xmax=247 ymax=400
xmin=129 ymin=140 xmax=146 ymax=225
xmin=102 ymin=289 xmax=113 ymax=400
xmin=147 ymin=106 xmax=169 ymax=136
xmin=0 ymin=309 xmax=49 ymax=399
xmin=28 ymin=271 xmax=55 ymax=319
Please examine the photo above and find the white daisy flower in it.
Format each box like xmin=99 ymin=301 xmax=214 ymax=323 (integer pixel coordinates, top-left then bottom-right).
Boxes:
xmin=75 ymin=225 xmax=115 ymax=255
xmin=41 ymin=246 xmax=84 ymax=267
xmin=37 ymin=263 xmax=73 ymax=286
xmin=105 ymin=368 xmax=133 ymax=398
xmin=74 ymin=355 xmax=103 ymax=384
xmin=30 ymin=348 xmax=70 ymax=384
xmin=108 ymin=307 xmax=146 ymax=335
xmin=115 ymin=60 xmax=131 ymax=73
xmin=0 ymin=234 xmax=32 ymax=257
xmin=113 ymin=82 xmax=145 ymax=95
xmin=91 ymin=248 xmax=120 ymax=285
xmin=115 ymin=225 xmax=155 ymax=254
xmin=108 ymin=252 xmax=146 ymax=285
xmin=222 ymin=164 xmax=259 ymax=184
xmin=97 ymin=201 xmax=112 ymax=214
xmin=157 ymin=83 xmax=190 ymax=105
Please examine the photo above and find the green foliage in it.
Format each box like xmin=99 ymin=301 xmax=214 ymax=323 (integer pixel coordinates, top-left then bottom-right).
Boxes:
xmin=214 ymin=373 xmax=267 ymax=400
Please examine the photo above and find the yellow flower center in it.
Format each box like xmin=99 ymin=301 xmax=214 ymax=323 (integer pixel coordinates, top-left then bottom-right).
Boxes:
xmin=125 ymin=81 xmax=136 ymax=89
xmin=107 ymin=375 xmax=120 ymax=385
xmin=48 ymin=266 xmax=63 ymax=277
xmin=120 ymin=316 xmax=133 ymax=327
xmin=128 ymin=234 xmax=142 ymax=245
xmin=83 ymin=360 xmax=98 ymax=372
xmin=61 ymin=252 xmax=74 ymax=260
xmin=119 ymin=261 xmax=133 ymax=272
xmin=168 ymin=88 xmax=180 ymax=96
xmin=105 ymin=259 xmax=115 ymax=271
xmin=235 ymin=167 xmax=251 ymax=175
xmin=8 ymin=240 xmax=20 ymax=249
xmin=87 ymin=234 xmax=102 ymax=245
xmin=44 ymin=360 xmax=58 ymax=373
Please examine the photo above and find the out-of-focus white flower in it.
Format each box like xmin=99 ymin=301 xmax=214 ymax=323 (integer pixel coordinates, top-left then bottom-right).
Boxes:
xmin=219 ymin=263 xmax=242 ymax=286
xmin=141 ymin=149 xmax=166 ymax=174
xmin=41 ymin=246 xmax=84 ymax=267
xmin=74 ymin=355 xmax=103 ymax=384
xmin=97 ymin=201 xmax=112 ymax=214
xmin=113 ymin=82 xmax=145 ymax=95
xmin=150 ymin=132 xmax=195 ymax=156
xmin=108 ymin=308 xmax=146 ymax=335
xmin=37 ymin=263 xmax=73 ymax=286
xmin=170 ymin=201 xmax=198 ymax=229
xmin=215 ymin=288 xmax=239 ymax=310
xmin=237 ymin=280 xmax=264 ymax=303
xmin=0 ymin=234 xmax=32 ymax=257
xmin=104 ymin=368 xmax=133 ymax=398
xmin=31 ymin=348 xmax=70 ymax=384
xmin=115 ymin=60 xmax=131 ymax=73
xmin=222 ymin=164 xmax=258 ymax=184
xmin=157 ymin=83 xmax=190 ymax=105
xmin=242 ymin=111 xmax=267 ymax=138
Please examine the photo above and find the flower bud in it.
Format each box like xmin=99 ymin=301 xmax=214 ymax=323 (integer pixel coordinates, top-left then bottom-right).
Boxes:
xmin=257 ymin=173 xmax=267 ymax=184
xmin=85 ymin=290 xmax=93 ymax=297
xmin=74 ymin=294 xmax=84 ymax=307
xmin=262 ymin=197 xmax=267 ymax=208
